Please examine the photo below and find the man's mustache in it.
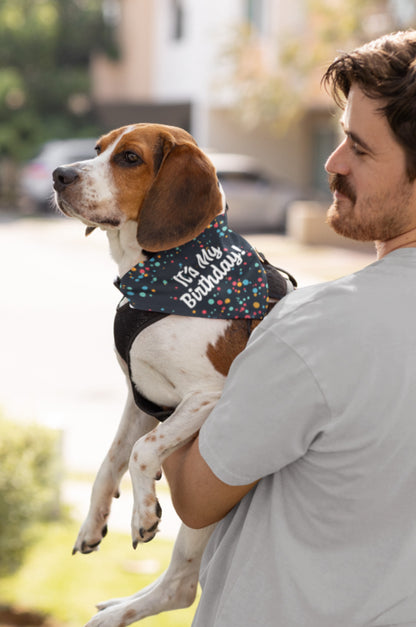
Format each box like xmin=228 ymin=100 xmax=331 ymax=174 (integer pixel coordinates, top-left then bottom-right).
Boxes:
xmin=328 ymin=174 xmax=356 ymax=203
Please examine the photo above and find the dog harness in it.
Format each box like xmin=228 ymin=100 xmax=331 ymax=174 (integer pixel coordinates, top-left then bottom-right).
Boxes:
xmin=113 ymin=213 xmax=297 ymax=421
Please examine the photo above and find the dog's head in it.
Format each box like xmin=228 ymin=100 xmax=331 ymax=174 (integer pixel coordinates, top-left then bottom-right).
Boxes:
xmin=53 ymin=123 xmax=224 ymax=251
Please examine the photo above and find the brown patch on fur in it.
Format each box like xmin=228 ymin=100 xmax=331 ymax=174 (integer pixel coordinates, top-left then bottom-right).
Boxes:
xmin=144 ymin=494 xmax=156 ymax=508
xmin=207 ymin=320 xmax=253 ymax=376
xmin=136 ymin=141 xmax=222 ymax=251
xmin=122 ymin=609 xmax=137 ymax=624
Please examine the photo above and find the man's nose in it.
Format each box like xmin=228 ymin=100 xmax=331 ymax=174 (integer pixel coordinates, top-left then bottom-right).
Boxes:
xmin=325 ymin=140 xmax=349 ymax=175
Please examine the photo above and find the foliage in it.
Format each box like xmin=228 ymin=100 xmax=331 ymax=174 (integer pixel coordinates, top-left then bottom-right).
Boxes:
xmin=222 ymin=0 xmax=396 ymax=131
xmin=0 ymin=519 xmax=198 ymax=627
xmin=0 ymin=0 xmax=118 ymax=162
xmin=0 ymin=415 xmax=62 ymax=577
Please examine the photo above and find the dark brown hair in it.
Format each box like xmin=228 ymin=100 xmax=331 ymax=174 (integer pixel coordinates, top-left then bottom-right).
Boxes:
xmin=322 ymin=30 xmax=416 ymax=180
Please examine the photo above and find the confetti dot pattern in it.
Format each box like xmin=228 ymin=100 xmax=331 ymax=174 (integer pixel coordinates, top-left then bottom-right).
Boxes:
xmin=116 ymin=214 xmax=268 ymax=319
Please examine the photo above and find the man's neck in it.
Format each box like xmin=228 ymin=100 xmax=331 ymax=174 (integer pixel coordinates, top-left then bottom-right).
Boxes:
xmin=376 ymin=226 xmax=416 ymax=259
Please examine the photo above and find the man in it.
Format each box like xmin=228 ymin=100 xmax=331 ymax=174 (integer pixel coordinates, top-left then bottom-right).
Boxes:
xmin=164 ymin=31 xmax=416 ymax=626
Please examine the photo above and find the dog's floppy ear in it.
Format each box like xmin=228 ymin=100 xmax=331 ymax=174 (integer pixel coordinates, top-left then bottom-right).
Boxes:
xmin=137 ymin=140 xmax=222 ymax=252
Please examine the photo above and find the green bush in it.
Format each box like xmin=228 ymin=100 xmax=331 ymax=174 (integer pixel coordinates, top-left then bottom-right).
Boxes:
xmin=0 ymin=416 xmax=62 ymax=577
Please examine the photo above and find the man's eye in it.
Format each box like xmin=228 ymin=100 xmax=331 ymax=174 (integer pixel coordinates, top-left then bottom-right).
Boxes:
xmin=351 ymin=142 xmax=366 ymax=156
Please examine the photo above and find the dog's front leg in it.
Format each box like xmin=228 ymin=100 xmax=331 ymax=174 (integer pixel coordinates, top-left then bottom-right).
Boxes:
xmin=73 ymin=391 xmax=157 ymax=554
xmin=128 ymin=390 xmax=221 ymax=546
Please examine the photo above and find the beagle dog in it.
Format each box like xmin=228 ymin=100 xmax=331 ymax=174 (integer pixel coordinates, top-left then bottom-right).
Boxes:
xmin=53 ymin=123 xmax=294 ymax=626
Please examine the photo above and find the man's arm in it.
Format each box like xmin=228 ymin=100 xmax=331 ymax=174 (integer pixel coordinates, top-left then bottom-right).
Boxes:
xmin=163 ymin=435 xmax=258 ymax=529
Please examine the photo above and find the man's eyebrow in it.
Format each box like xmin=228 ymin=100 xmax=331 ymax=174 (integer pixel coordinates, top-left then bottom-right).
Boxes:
xmin=340 ymin=120 xmax=374 ymax=154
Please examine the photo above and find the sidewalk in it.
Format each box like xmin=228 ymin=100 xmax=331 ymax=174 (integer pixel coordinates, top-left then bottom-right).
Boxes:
xmin=0 ymin=214 xmax=376 ymax=537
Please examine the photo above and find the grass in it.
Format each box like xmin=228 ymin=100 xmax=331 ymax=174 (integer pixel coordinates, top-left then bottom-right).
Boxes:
xmin=0 ymin=518 xmax=198 ymax=627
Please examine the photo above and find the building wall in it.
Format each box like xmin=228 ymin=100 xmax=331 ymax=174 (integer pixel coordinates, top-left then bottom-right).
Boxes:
xmin=91 ymin=0 xmax=156 ymax=103
xmin=90 ymin=0 xmax=336 ymax=189
xmin=152 ymin=0 xmax=241 ymax=102
xmin=92 ymin=0 xmax=243 ymax=104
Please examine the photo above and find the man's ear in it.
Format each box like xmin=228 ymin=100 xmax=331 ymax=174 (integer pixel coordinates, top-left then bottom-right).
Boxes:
xmin=136 ymin=142 xmax=222 ymax=252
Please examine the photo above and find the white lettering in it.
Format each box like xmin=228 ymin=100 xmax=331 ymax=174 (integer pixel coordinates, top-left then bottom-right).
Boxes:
xmin=173 ymin=265 xmax=200 ymax=287
xmin=219 ymin=258 xmax=233 ymax=273
xmin=174 ymin=244 xmax=249 ymax=310
xmin=180 ymin=293 xmax=197 ymax=308
xmin=196 ymin=246 xmax=222 ymax=268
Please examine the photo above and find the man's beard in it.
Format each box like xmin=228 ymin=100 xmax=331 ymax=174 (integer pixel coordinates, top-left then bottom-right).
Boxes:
xmin=326 ymin=173 xmax=369 ymax=241
xmin=326 ymin=173 xmax=411 ymax=242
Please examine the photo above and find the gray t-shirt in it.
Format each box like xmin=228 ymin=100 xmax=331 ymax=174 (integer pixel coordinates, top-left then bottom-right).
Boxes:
xmin=195 ymin=248 xmax=416 ymax=627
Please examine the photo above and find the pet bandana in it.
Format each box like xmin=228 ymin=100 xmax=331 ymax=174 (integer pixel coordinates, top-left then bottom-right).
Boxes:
xmin=115 ymin=213 xmax=268 ymax=319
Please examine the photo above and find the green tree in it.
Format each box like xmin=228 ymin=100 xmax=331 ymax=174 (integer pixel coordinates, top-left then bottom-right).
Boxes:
xmin=0 ymin=0 xmax=118 ymax=162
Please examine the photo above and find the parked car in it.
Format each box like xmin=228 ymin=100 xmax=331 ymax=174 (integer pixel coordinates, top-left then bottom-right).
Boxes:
xmin=19 ymin=139 xmax=308 ymax=232
xmin=18 ymin=138 xmax=97 ymax=213
xmin=208 ymin=152 xmax=308 ymax=233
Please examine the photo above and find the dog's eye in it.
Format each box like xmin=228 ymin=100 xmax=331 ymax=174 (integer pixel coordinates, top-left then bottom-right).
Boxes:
xmin=113 ymin=150 xmax=144 ymax=168
xmin=95 ymin=144 xmax=101 ymax=155
xmin=123 ymin=151 xmax=142 ymax=165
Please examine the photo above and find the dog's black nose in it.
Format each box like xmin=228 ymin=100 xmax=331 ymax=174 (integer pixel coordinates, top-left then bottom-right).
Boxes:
xmin=53 ymin=166 xmax=79 ymax=191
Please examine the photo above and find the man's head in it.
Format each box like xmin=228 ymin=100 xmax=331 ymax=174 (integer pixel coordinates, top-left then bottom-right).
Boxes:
xmin=323 ymin=30 xmax=416 ymax=180
xmin=323 ymin=31 xmax=416 ymax=246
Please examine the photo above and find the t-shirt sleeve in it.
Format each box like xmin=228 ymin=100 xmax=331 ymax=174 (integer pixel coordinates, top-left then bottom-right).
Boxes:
xmin=199 ymin=321 xmax=331 ymax=485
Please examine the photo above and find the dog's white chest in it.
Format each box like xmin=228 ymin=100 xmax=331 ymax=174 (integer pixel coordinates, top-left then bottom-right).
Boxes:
xmin=127 ymin=315 xmax=228 ymax=409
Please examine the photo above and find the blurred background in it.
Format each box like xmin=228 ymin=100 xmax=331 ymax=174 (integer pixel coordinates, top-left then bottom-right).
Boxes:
xmin=0 ymin=0 xmax=412 ymax=625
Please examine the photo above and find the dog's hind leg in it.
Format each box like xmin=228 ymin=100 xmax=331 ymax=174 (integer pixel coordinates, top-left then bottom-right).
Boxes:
xmin=85 ymin=523 xmax=215 ymax=627
xmin=73 ymin=390 xmax=157 ymax=555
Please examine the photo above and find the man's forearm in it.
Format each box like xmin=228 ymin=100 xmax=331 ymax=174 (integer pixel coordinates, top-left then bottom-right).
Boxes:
xmin=163 ymin=435 xmax=257 ymax=529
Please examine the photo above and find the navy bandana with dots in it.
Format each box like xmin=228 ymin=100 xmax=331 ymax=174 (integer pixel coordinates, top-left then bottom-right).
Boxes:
xmin=116 ymin=213 xmax=269 ymax=319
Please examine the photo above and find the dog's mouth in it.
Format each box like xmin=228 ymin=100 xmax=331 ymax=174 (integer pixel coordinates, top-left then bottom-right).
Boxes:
xmin=54 ymin=194 xmax=76 ymax=218
xmin=55 ymin=193 xmax=121 ymax=232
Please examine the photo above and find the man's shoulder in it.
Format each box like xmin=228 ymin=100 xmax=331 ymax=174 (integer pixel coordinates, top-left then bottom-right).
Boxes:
xmin=271 ymin=274 xmax=358 ymax=322
xmin=259 ymin=260 xmax=381 ymax=337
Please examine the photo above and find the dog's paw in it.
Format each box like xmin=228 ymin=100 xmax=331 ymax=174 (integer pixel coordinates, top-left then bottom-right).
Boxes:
xmin=95 ymin=597 xmax=123 ymax=611
xmin=84 ymin=600 xmax=138 ymax=627
xmin=84 ymin=607 xmax=115 ymax=627
xmin=131 ymin=497 xmax=162 ymax=547
xmin=73 ymin=519 xmax=108 ymax=555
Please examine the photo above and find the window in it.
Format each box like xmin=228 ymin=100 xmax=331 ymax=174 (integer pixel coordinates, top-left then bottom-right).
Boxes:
xmin=245 ymin=0 xmax=265 ymax=33
xmin=311 ymin=125 xmax=337 ymax=194
xmin=171 ymin=0 xmax=185 ymax=40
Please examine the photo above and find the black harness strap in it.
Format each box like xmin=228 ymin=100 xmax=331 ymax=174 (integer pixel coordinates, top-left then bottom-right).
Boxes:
xmin=113 ymin=304 xmax=174 ymax=421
